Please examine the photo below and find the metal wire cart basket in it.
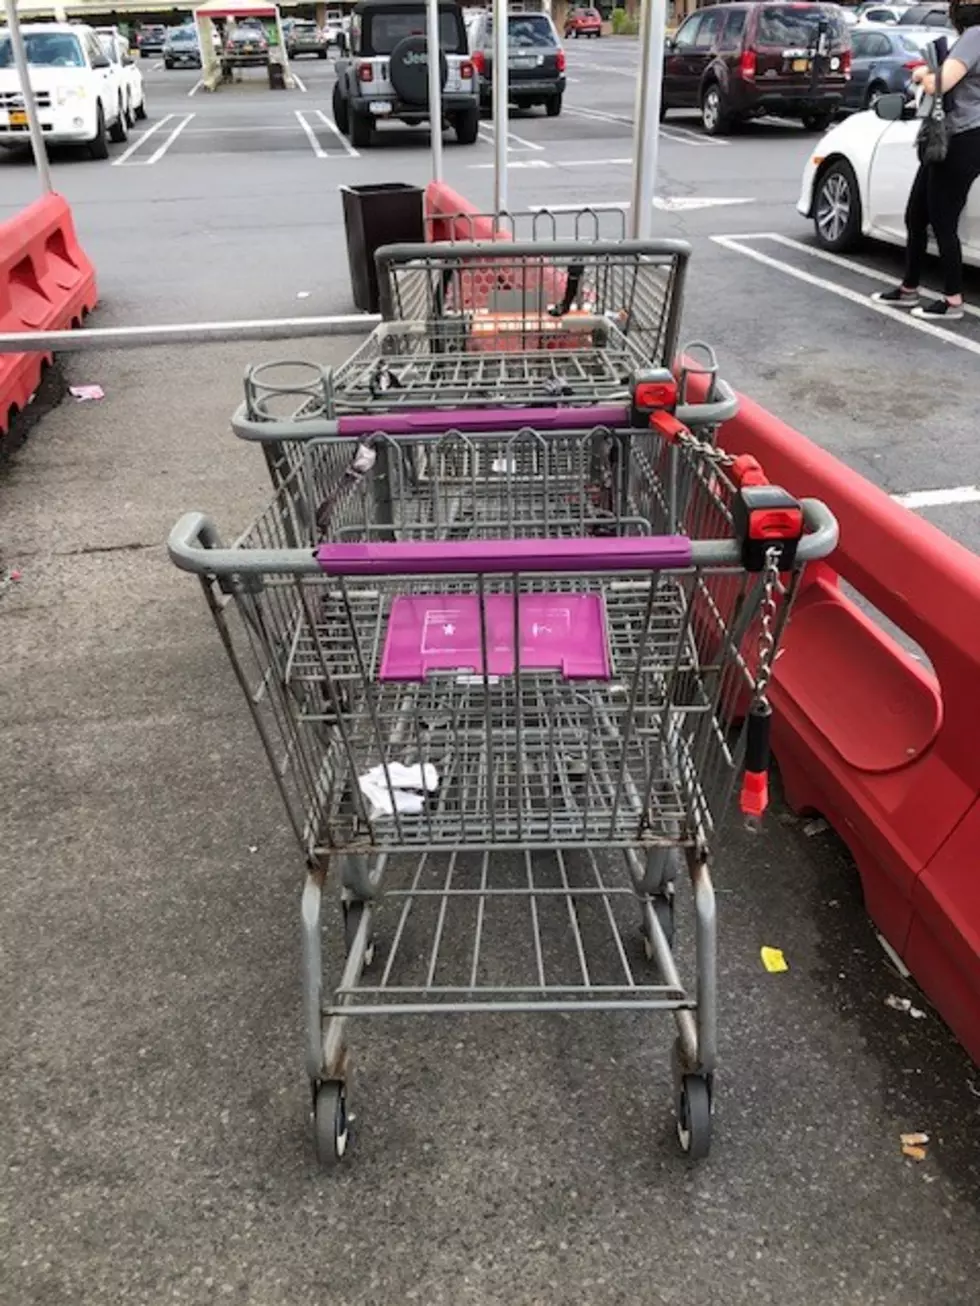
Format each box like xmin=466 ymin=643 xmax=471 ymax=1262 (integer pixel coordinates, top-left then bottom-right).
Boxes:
xmin=169 ymin=413 xmax=838 ymax=1167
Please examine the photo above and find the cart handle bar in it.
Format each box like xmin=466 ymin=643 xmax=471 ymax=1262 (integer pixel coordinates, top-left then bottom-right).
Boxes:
xmin=375 ymin=237 xmax=693 ymax=263
xmin=168 ymin=501 xmax=839 ymax=578
xmin=317 ymin=535 xmax=693 ymax=575
xmin=231 ymin=380 xmax=739 ymax=444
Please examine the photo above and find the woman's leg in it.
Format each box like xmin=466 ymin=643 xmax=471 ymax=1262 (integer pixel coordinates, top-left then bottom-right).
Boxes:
xmin=902 ymin=162 xmax=931 ymax=290
xmin=926 ymin=130 xmax=980 ymax=300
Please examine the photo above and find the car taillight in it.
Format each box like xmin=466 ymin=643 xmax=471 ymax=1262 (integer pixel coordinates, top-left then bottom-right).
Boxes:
xmin=461 ymin=59 xmax=474 ymax=79
xmin=841 ymin=50 xmax=852 ymax=76
xmin=357 ymin=62 xmax=373 ymax=82
xmin=472 ymin=50 xmax=485 ymax=75
xmin=739 ymin=49 xmax=756 ymax=80
xmin=903 ymin=58 xmax=925 ymax=71
xmin=556 ymin=49 xmax=566 ymax=73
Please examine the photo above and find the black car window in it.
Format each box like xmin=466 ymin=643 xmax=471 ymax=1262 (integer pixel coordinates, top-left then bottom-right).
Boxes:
xmin=755 ymin=6 xmax=846 ymax=48
xmin=485 ymin=15 xmax=557 ymax=47
xmin=0 ymin=32 xmax=85 ymax=67
xmin=672 ymin=14 xmax=702 ymax=50
xmin=719 ymin=9 xmax=747 ymax=49
xmin=368 ymin=10 xmax=462 ymax=52
xmin=694 ymin=10 xmax=725 ymax=49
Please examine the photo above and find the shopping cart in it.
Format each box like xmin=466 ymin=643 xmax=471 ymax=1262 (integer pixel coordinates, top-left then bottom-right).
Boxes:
xmin=231 ymin=238 xmax=717 ymax=485
xmin=169 ymin=418 xmax=838 ymax=1167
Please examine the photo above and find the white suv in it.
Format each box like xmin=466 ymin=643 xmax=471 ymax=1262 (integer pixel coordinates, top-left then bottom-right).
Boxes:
xmin=0 ymin=23 xmax=129 ymax=159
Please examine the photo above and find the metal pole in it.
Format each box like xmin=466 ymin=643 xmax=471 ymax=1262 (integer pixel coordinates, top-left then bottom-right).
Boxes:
xmin=492 ymin=0 xmax=508 ymax=217
xmin=0 ymin=313 xmax=382 ymax=353
xmin=3 ymin=0 xmax=53 ymax=194
xmin=426 ymin=0 xmax=443 ymax=181
xmin=629 ymin=0 xmax=665 ymax=240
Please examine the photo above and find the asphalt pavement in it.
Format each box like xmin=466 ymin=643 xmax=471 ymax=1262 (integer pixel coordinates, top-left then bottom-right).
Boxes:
xmin=2 ymin=42 xmax=979 ymax=1306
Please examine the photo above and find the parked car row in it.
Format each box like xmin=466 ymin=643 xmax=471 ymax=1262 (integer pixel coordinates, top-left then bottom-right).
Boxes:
xmin=0 ymin=22 xmax=144 ymax=159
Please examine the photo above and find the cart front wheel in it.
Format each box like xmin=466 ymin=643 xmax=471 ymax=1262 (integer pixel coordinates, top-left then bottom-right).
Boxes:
xmin=314 ymin=1080 xmax=349 ymax=1168
xmin=675 ymin=1074 xmax=712 ymax=1161
xmin=344 ymin=901 xmax=375 ymax=969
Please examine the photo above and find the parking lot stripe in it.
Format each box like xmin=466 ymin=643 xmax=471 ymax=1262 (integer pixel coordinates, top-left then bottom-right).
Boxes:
xmin=315 ymin=109 xmax=359 ymax=158
xmin=478 ymin=123 xmax=543 ymax=152
xmin=143 ymin=113 xmax=195 ymax=165
xmin=893 ymin=485 xmax=980 ymax=509
xmin=564 ymin=103 xmax=727 ymax=147
xmin=762 ymin=232 xmax=980 ymax=323
xmin=293 ymin=73 xmax=308 ymax=93
xmin=712 ymin=233 xmax=980 ymax=359
xmin=295 ymin=110 xmax=328 ymax=158
xmin=111 ymin=113 xmax=175 ymax=166
xmin=187 ymin=79 xmax=204 ymax=97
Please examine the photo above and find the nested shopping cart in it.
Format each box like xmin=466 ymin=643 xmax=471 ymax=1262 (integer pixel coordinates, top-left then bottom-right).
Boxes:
xmin=231 ymin=234 xmax=738 ymax=494
xmin=169 ymin=415 xmax=838 ymax=1167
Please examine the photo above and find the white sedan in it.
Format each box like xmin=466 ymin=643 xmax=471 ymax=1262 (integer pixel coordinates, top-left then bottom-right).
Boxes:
xmin=797 ymin=99 xmax=980 ymax=262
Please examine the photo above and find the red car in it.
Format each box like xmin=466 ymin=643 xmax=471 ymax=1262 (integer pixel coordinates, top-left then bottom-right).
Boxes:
xmin=564 ymin=6 xmax=602 ymax=38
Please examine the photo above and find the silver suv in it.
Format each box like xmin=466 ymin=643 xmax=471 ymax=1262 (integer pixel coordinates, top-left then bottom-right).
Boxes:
xmin=333 ymin=0 xmax=479 ymax=148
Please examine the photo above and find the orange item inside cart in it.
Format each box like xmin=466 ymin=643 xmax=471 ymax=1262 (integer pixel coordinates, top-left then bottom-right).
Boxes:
xmin=467 ymin=309 xmax=598 ymax=353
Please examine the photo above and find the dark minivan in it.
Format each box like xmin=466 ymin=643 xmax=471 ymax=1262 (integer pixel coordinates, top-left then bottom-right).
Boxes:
xmin=662 ymin=2 xmax=852 ymax=135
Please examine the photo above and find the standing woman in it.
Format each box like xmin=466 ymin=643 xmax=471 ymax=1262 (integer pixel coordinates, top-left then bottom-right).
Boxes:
xmin=874 ymin=1 xmax=980 ymax=320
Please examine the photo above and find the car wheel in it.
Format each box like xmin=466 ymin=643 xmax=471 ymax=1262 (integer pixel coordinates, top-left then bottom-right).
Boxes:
xmin=813 ymin=158 xmax=862 ymax=253
xmin=575 ymin=29 xmax=580 ymax=38
xmin=164 ymin=58 xmax=173 ymax=69
xmin=109 ymin=99 xmax=128 ymax=144
xmin=349 ymin=109 xmax=373 ymax=148
xmin=135 ymin=98 xmax=147 ymax=121
xmin=660 ymin=95 xmax=668 ymax=122
xmin=332 ymin=83 xmax=349 ymax=134
xmin=802 ymin=112 xmax=834 ymax=132
xmin=319 ymin=49 xmax=327 ymax=59
xmin=700 ymin=83 xmax=730 ymax=136
xmin=546 ymin=92 xmax=562 ymax=118
xmin=88 ymin=106 xmax=109 ymax=160
xmin=865 ymin=81 xmax=888 ymax=111
xmin=454 ymin=106 xmax=479 ymax=144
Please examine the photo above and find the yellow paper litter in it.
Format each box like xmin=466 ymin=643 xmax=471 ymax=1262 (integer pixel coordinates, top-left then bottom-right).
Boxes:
xmin=901 ymin=1132 xmax=929 ymax=1160
xmin=760 ymin=946 xmax=789 ymax=973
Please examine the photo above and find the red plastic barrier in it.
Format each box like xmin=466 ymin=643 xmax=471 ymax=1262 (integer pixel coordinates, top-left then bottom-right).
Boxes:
xmin=686 ymin=376 xmax=980 ymax=1063
xmin=0 ymin=194 xmax=98 ymax=439
xmin=423 ymin=181 xmax=565 ymax=309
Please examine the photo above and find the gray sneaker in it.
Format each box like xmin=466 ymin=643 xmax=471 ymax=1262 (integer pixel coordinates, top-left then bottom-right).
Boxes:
xmin=911 ymin=298 xmax=965 ymax=321
xmin=871 ymin=286 xmax=920 ymax=307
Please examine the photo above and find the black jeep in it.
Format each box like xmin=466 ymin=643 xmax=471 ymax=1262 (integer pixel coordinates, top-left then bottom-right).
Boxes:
xmin=332 ymin=0 xmax=480 ymax=148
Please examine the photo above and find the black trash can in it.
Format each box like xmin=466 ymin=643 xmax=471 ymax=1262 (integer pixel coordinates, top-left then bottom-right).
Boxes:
xmin=341 ymin=183 xmax=425 ymax=314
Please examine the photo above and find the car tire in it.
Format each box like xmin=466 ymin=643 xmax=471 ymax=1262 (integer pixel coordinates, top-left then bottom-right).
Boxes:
xmin=454 ymin=106 xmax=479 ymax=144
xmin=660 ymin=96 xmax=668 ymax=122
xmin=813 ymin=158 xmax=862 ymax=253
xmin=700 ymin=83 xmax=730 ymax=136
xmin=865 ymin=81 xmax=888 ymax=111
xmin=349 ymin=110 xmax=373 ymax=148
xmin=109 ymin=99 xmax=128 ymax=144
xmin=332 ymin=83 xmax=349 ymax=134
xmin=319 ymin=49 xmax=327 ymax=59
xmin=546 ymin=92 xmax=562 ymax=117
xmin=802 ymin=112 xmax=834 ymax=132
xmin=135 ymin=98 xmax=147 ymax=121
xmin=164 ymin=58 xmax=174 ymax=69
xmin=88 ymin=106 xmax=109 ymax=160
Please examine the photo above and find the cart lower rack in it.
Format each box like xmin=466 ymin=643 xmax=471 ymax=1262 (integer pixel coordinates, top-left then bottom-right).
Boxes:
xmin=169 ymin=423 xmax=837 ymax=1167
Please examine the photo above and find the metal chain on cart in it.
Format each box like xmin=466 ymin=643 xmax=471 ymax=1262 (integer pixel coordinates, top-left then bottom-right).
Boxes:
xmin=752 ymin=546 xmax=782 ymax=709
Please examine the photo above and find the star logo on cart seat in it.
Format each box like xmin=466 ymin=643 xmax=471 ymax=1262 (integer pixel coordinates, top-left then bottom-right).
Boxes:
xmin=443 ymin=623 xmax=456 ymax=636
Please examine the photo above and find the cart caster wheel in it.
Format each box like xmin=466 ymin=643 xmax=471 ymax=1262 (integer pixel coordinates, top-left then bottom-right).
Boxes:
xmin=675 ymin=1073 xmax=712 ymax=1161
xmin=641 ymin=894 xmax=675 ymax=961
xmin=314 ymin=1080 xmax=349 ymax=1168
xmin=344 ymin=901 xmax=375 ymax=969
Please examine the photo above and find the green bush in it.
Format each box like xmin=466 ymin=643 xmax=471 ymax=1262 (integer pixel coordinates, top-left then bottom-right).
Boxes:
xmin=611 ymin=10 xmax=640 ymax=35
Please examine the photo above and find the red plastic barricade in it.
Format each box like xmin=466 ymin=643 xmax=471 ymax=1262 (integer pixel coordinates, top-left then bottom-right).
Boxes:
xmin=685 ymin=376 xmax=980 ymax=1063
xmin=0 ymin=194 xmax=98 ymax=439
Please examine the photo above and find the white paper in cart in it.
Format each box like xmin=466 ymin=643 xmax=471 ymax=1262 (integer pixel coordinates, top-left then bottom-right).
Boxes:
xmin=358 ymin=763 xmax=439 ymax=819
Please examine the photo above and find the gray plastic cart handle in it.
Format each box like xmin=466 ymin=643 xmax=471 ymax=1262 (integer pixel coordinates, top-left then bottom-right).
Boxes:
xmin=375 ymin=237 xmax=694 ymax=263
xmin=230 ymin=378 xmax=738 ymax=445
xmin=167 ymin=500 xmax=838 ymax=578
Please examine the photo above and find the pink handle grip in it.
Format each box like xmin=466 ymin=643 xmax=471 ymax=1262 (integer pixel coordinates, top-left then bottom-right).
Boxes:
xmin=316 ymin=536 xmax=693 ymax=576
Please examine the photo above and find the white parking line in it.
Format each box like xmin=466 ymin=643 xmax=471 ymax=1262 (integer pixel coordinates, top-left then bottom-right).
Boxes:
xmin=478 ymin=123 xmax=544 ymax=152
xmin=142 ymin=113 xmax=195 ymax=165
xmin=111 ymin=113 xmax=174 ymax=165
xmin=295 ymin=109 xmax=327 ymax=158
xmin=187 ymin=79 xmax=204 ymax=97
xmin=564 ymin=103 xmax=728 ymax=147
xmin=315 ymin=108 xmax=359 ymax=157
xmin=762 ymin=232 xmax=980 ymax=323
xmin=152 ymin=60 xmax=163 ymax=71
xmin=293 ymin=73 xmax=308 ymax=92
xmin=712 ymin=232 xmax=980 ymax=359
xmin=893 ymin=485 xmax=980 ymax=509
xmin=562 ymin=156 xmax=632 ymax=166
